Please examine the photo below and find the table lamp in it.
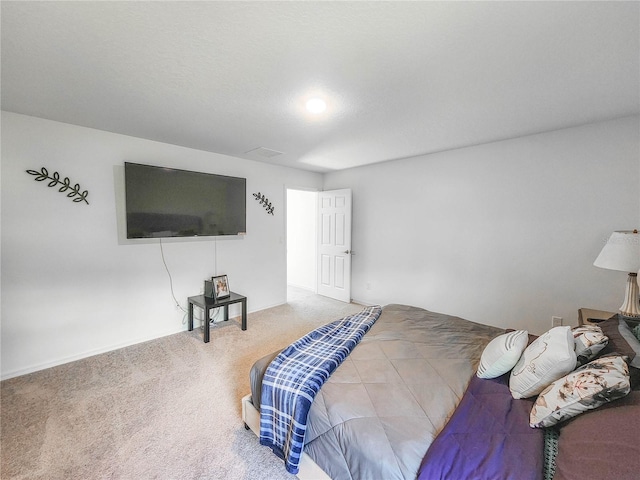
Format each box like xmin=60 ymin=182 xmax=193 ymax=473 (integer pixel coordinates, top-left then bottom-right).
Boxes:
xmin=593 ymin=229 xmax=640 ymax=318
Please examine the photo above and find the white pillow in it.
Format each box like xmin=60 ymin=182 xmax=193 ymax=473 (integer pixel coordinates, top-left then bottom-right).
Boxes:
xmin=477 ymin=330 xmax=529 ymax=379
xmin=509 ymin=326 xmax=576 ymax=399
xmin=530 ymin=355 xmax=630 ymax=428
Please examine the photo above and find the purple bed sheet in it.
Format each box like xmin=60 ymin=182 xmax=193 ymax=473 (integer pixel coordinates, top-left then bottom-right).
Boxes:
xmin=417 ymin=372 xmax=543 ymax=480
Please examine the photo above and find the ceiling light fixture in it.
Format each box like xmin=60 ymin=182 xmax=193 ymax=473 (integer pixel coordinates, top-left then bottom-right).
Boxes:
xmin=305 ymin=98 xmax=327 ymax=114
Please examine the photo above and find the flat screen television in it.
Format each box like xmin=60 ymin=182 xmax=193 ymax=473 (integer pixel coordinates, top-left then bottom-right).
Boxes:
xmin=124 ymin=162 xmax=246 ymax=239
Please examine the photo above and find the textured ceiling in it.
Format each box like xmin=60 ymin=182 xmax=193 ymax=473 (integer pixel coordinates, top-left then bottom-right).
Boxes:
xmin=2 ymin=1 xmax=638 ymax=173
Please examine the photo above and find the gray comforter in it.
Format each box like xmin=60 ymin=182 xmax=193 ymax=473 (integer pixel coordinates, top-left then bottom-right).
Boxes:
xmin=250 ymin=304 xmax=503 ymax=480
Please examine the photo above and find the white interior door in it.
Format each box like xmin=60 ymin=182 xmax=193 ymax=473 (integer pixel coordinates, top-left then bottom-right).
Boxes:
xmin=317 ymin=189 xmax=352 ymax=302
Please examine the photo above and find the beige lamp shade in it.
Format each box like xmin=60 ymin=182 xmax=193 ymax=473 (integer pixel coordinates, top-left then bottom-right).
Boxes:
xmin=593 ymin=230 xmax=640 ymax=272
xmin=594 ymin=230 xmax=640 ymax=317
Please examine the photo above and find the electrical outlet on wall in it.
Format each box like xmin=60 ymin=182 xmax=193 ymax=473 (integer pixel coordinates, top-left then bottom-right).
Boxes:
xmin=552 ymin=316 xmax=563 ymax=327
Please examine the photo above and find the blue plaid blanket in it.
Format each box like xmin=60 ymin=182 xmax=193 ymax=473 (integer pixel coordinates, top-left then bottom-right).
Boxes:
xmin=259 ymin=305 xmax=382 ymax=474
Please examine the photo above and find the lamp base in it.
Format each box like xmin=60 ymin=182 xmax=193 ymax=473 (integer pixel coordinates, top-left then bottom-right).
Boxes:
xmin=619 ymin=272 xmax=640 ymax=318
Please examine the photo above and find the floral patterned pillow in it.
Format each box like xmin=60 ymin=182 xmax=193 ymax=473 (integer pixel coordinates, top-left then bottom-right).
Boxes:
xmin=633 ymin=323 xmax=640 ymax=342
xmin=572 ymin=325 xmax=608 ymax=366
xmin=530 ymin=355 xmax=630 ymax=428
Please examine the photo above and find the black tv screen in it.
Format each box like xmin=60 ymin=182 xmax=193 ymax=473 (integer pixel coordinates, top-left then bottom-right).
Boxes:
xmin=124 ymin=162 xmax=246 ymax=238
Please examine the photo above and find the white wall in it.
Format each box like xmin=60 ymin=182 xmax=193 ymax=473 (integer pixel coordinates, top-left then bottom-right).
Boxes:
xmin=286 ymin=189 xmax=317 ymax=291
xmin=3 ymin=113 xmax=638 ymax=379
xmin=1 ymin=112 xmax=323 ymax=379
xmin=324 ymin=116 xmax=640 ymax=334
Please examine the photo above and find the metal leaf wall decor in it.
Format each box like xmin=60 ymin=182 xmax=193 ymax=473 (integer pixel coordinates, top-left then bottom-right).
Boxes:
xmin=26 ymin=167 xmax=89 ymax=205
xmin=252 ymin=192 xmax=274 ymax=215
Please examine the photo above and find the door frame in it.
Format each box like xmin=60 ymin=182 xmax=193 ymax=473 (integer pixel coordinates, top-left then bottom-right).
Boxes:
xmin=285 ymin=187 xmax=319 ymax=295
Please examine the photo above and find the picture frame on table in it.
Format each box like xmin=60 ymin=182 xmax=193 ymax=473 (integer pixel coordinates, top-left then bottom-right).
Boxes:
xmin=212 ymin=275 xmax=230 ymax=300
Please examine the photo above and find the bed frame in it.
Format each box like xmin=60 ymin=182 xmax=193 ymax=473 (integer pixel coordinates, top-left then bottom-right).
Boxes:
xmin=241 ymin=394 xmax=330 ymax=480
xmin=243 ymin=307 xmax=640 ymax=480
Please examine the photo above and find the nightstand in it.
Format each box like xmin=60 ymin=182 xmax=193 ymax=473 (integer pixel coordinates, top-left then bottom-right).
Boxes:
xmin=188 ymin=292 xmax=247 ymax=343
xmin=578 ymin=308 xmax=616 ymax=326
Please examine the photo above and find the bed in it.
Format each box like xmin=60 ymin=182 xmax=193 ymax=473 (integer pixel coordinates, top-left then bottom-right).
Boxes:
xmin=241 ymin=304 xmax=640 ymax=480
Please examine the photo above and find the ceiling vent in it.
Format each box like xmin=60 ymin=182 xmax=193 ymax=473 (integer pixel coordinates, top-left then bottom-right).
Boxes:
xmin=245 ymin=147 xmax=284 ymax=158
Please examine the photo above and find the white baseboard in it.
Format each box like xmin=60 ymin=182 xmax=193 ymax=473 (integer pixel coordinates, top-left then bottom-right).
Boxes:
xmin=1 ymin=327 xmax=184 ymax=381
xmin=1 ymin=302 xmax=286 ymax=381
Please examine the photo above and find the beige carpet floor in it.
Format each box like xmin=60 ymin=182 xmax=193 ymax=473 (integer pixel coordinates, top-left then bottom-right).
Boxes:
xmin=1 ymin=288 xmax=364 ymax=479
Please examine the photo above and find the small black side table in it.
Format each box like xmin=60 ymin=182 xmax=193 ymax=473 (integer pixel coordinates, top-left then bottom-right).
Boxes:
xmin=188 ymin=292 xmax=247 ymax=343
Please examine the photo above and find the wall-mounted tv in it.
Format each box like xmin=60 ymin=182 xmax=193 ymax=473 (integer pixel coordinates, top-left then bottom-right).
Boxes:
xmin=124 ymin=162 xmax=246 ymax=239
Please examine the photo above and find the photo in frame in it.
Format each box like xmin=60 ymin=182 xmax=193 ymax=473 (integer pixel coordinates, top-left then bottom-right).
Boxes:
xmin=212 ymin=275 xmax=230 ymax=299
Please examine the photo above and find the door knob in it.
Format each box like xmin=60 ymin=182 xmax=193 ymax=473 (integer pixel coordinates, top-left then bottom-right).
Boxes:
xmin=344 ymin=250 xmax=355 ymax=255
